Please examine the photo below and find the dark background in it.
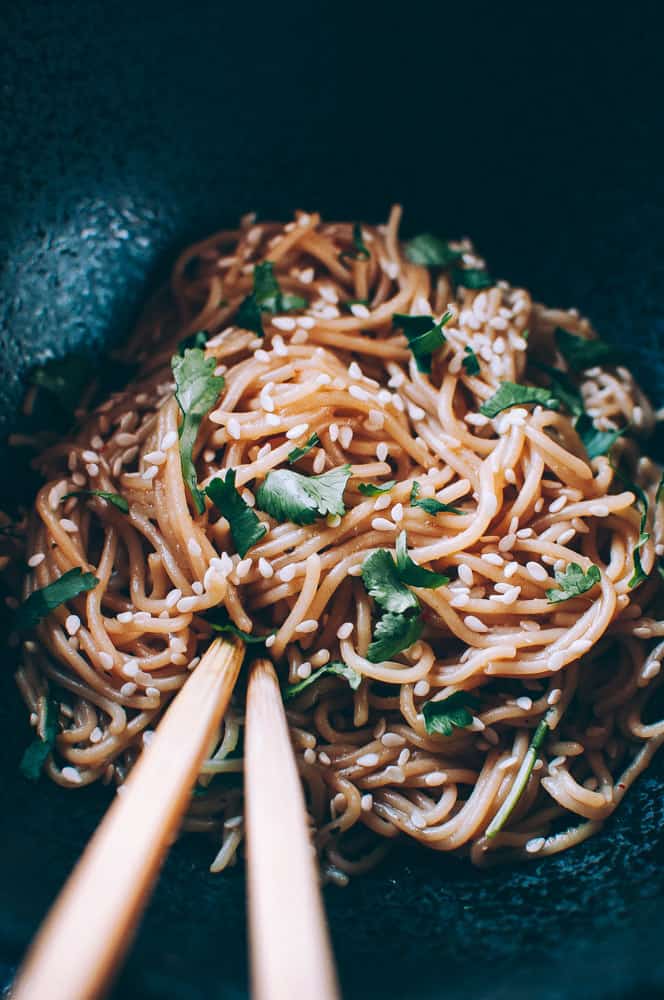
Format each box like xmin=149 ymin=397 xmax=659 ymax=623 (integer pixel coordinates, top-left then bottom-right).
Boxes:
xmin=2 ymin=2 xmax=664 ymax=997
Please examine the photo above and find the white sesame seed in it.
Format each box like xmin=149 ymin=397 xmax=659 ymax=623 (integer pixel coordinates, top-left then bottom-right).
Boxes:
xmin=286 ymin=422 xmax=310 ymax=440
xmin=272 ymin=316 xmax=296 ymax=331
xmin=258 ymin=557 xmax=273 ymax=579
xmin=227 ymin=417 xmax=241 ymax=440
xmin=329 ymin=423 xmax=339 ymax=442
xmin=526 ymin=561 xmax=548 ymax=581
xmin=318 ymin=751 xmax=331 ymax=766
xmin=547 ymin=688 xmax=562 ymax=706
xmin=348 ymin=384 xmax=370 ymax=403
xmin=60 ymin=518 xmax=78 ymax=533
xmin=297 ymin=662 xmax=312 ymax=679
xmin=304 ymin=748 xmax=316 ymax=765
xmin=192 ymin=581 xmax=204 ymax=595
xmin=398 ymin=748 xmax=411 ymax=766
xmin=339 ymin=425 xmax=353 ymax=449
xmin=295 ymin=619 xmax=318 ymax=634
xmin=236 ymin=557 xmax=252 ymax=579
xmin=376 ymin=442 xmax=389 ymax=462
xmin=413 ymin=680 xmax=430 ymax=697
xmin=371 ymin=517 xmax=396 ymax=532
xmin=123 ymin=660 xmax=139 ymax=678
xmin=98 ymin=652 xmax=114 ymax=670
xmin=161 ymin=431 xmax=178 ymax=450
xmin=28 ymin=552 xmax=46 ymax=568
xmin=464 ymin=615 xmax=489 ymax=633
xmin=482 ymin=552 xmax=504 ymax=566
xmin=177 ymin=596 xmax=199 ymax=613
xmin=425 ymin=771 xmax=447 ymax=786
xmin=526 ymin=837 xmax=546 ymax=854
xmin=64 ymin=614 xmax=81 ymax=636
xmin=534 ymin=498 xmax=544 ymax=512
xmin=549 ymin=495 xmax=568 ymax=514
xmin=187 ymin=538 xmax=202 ymax=558
xmin=310 ymin=649 xmax=330 ymax=667
xmin=117 ymin=611 xmax=134 ymax=624
xmin=82 ymin=450 xmax=98 ymax=463
xmin=382 ymin=735 xmax=406 ymax=750
xmin=61 ymin=766 xmax=82 ymax=784
xmin=373 ymin=494 xmax=391 ymax=511
xmin=278 ymin=564 xmax=296 ymax=583
xmin=143 ymin=450 xmax=166 ymax=466
xmin=517 ymin=527 xmax=534 ymax=539
xmin=357 ymin=753 xmax=379 ymax=767
xmin=361 ymin=793 xmax=373 ymax=811
xmin=165 ymin=588 xmax=182 ymax=608
xmin=337 ymin=622 xmax=354 ymax=640
xmin=120 ymin=682 xmax=137 ymax=697
xmin=516 ymin=696 xmax=533 ymax=711
xmin=142 ymin=465 xmax=159 ymax=481
xmin=458 ymin=565 xmax=474 ymax=586
xmin=89 ymin=727 xmax=103 ymax=744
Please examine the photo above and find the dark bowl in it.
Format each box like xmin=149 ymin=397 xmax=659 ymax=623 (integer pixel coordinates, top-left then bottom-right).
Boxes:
xmin=2 ymin=4 xmax=664 ymax=998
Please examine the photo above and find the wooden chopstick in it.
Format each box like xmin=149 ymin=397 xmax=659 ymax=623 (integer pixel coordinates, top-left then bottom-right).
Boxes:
xmin=245 ymin=657 xmax=340 ymax=1000
xmin=13 ymin=637 xmax=244 ymax=1000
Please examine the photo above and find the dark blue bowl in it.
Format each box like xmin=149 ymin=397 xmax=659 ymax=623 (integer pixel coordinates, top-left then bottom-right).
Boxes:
xmin=2 ymin=4 xmax=664 ymax=997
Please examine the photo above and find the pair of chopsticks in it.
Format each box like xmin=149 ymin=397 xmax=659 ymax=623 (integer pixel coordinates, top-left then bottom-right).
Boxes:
xmin=13 ymin=641 xmax=339 ymax=1000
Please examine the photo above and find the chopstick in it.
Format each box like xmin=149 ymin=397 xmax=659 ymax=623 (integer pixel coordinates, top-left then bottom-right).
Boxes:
xmin=245 ymin=657 xmax=340 ymax=1000
xmin=13 ymin=637 xmax=244 ymax=1000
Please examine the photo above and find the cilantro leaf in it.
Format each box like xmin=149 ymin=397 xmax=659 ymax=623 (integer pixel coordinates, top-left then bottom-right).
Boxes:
xmin=395 ymin=531 xmax=449 ymax=589
xmin=462 ymin=346 xmax=480 ymax=376
xmin=255 ymin=465 xmax=351 ymax=525
xmin=205 ymin=607 xmax=273 ymax=644
xmin=555 ymin=328 xmax=624 ymax=370
xmin=532 ymin=362 xmax=584 ymax=418
xmin=575 ymin=414 xmax=624 ymax=460
xmin=287 ymin=433 xmax=320 ymax=463
xmin=16 ymin=568 xmax=99 ymax=631
xmin=178 ymin=330 xmax=208 ymax=355
xmin=404 ymin=234 xmax=462 ymax=269
xmin=454 ymin=268 xmax=492 ymax=289
xmin=340 ymin=222 xmax=370 ymax=263
xmin=612 ymin=465 xmax=650 ymax=588
xmin=357 ymin=480 xmax=396 ymax=497
xmin=172 ymin=348 xmax=225 ymax=514
xmin=422 ymin=691 xmax=480 ymax=736
xmin=410 ymin=481 xmax=463 ymax=515
xmin=20 ymin=696 xmax=58 ymax=781
xmin=366 ymin=611 xmax=423 ymax=663
xmin=393 ymin=312 xmax=451 ymax=373
xmin=62 ymin=490 xmax=129 ymax=514
xmin=206 ymin=470 xmax=267 ymax=557
xmin=486 ymin=715 xmax=551 ymax=837
xmin=361 ymin=549 xmax=419 ymax=614
xmin=236 ymin=262 xmax=307 ymax=335
xmin=283 ymin=660 xmax=362 ymax=701
xmin=479 ymin=382 xmax=560 ymax=418
xmin=546 ymin=562 xmax=601 ymax=604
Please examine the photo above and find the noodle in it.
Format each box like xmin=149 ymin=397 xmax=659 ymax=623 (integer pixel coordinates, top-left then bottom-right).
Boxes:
xmin=6 ymin=206 xmax=664 ymax=880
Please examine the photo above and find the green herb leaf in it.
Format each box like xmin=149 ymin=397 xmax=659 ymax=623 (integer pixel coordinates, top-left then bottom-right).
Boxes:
xmin=361 ymin=549 xmax=419 ymax=615
xmin=395 ymin=531 xmax=449 ymax=589
xmin=340 ymin=222 xmax=370 ymax=263
xmin=62 ymin=490 xmax=129 ymax=514
xmin=283 ymin=660 xmax=362 ymax=701
xmin=206 ymin=470 xmax=267 ymax=557
xmin=532 ymin=362 xmax=585 ymax=418
xmin=404 ymin=234 xmax=462 ymax=269
xmin=462 ymin=346 xmax=480 ymax=376
xmin=612 ymin=465 xmax=650 ymax=588
xmin=177 ymin=330 xmax=209 ymax=355
xmin=16 ymin=567 xmax=99 ymax=631
xmin=255 ymin=465 xmax=351 ymax=526
xmin=393 ymin=312 xmax=451 ymax=373
xmin=546 ymin=562 xmax=601 ymax=604
xmin=454 ymin=268 xmax=492 ymax=289
xmin=20 ymin=696 xmax=58 ymax=781
xmin=486 ymin=715 xmax=550 ymax=837
xmin=410 ymin=481 xmax=464 ymax=515
xmin=287 ymin=433 xmax=320 ymax=464
xmin=555 ymin=328 xmax=624 ymax=370
xmin=366 ymin=611 xmax=423 ymax=663
xmin=205 ymin=607 xmax=273 ymax=644
xmin=574 ymin=414 xmax=624 ymax=460
xmin=479 ymin=382 xmax=560 ymax=418
xmin=172 ymin=347 xmax=225 ymax=514
xmin=357 ymin=480 xmax=396 ymax=497
xmin=236 ymin=261 xmax=307 ymax=335
xmin=422 ymin=691 xmax=480 ymax=736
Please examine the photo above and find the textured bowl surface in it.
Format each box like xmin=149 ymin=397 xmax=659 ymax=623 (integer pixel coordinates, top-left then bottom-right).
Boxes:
xmin=2 ymin=4 xmax=664 ymax=997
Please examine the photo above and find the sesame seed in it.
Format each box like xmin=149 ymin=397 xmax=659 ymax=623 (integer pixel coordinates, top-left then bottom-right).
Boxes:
xmin=349 ymin=384 xmax=370 ymax=402
xmin=547 ymin=688 xmax=562 ymax=706
xmin=464 ymin=615 xmax=488 ymax=633
xmin=357 ymin=753 xmax=379 ymax=767
xmin=236 ymin=558 xmax=252 ymax=579
xmin=425 ymin=771 xmax=447 ymax=786
xmin=188 ymin=538 xmax=202 ymax=557
xmin=458 ymin=565 xmax=474 ymax=586
xmin=120 ymin=682 xmax=137 ymax=697
xmin=526 ymin=561 xmax=548 ymax=582
xmin=165 ymin=588 xmax=182 ymax=608
xmin=516 ymin=696 xmax=533 ymax=711
xmin=278 ymin=564 xmax=296 ymax=583
xmin=339 ymin=425 xmax=353 ymax=449
xmin=549 ymin=495 xmax=567 ymax=514
xmin=123 ymin=660 xmax=139 ymax=678
xmin=373 ymin=494 xmax=391 ymax=511
xmin=272 ymin=316 xmax=296 ymax=331
xmin=310 ymin=649 xmax=330 ymax=667
xmin=376 ymin=442 xmax=389 ymax=461
xmin=60 ymin=518 xmax=78 ymax=533
xmin=61 ymin=766 xmax=82 ymax=784
xmin=337 ymin=622 xmax=354 ymax=640
xmin=192 ymin=581 xmax=204 ymax=595
xmin=297 ymin=662 xmax=312 ymax=679
xmin=517 ymin=527 xmax=534 ymax=539
xmin=143 ymin=450 xmax=166 ymax=466
xmin=161 ymin=431 xmax=178 ymax=450
xmin=117 ymin=611 xmax=134 ymax=624
xmin=413 ymin=680 xmax=430 ymax=697
xmin=398 ymin=748 xmax=411 ymax=766
xmin=227 ymin=417 xmax=241 ymax=440
xmin=142 ymin=465 xmax=159 ymax=481
xmin=391 ymin=503 xmax=404 ymax=523
xmin=534 ymin=498 xmax=544 ymax=512
xmin=361 ymin=793 xmax=373 ymax=811
xmin=525 ymin=837 xmax=546 ymax=854
xmin=82 ymin=450 xmax=99 ymax=463
xmin=498 ymin=533 xmax=516 ymax=553
xmin=318 ymin=751 xmax=331 ymax=766
xmin=450 ymin=592 xmax=470 ymax=608
xmin=381 ymin=732 xmax=406 ymax=747
xmin=304 ymin=748 xmax=316 ymax=764
xmin=286 ymin=422 xmax=310 ymax=440
xmin=329 ymin=423 xmax=339 ymax=442
xmin=90 ymin=727 xmax=103 ymax=744
xmin=28 ymin=552 xmax=45 ymax=568
xmin=295 ymin=619 xmax=318 ymax=634
xmin=177 ymin=596 xmax=199 ymax=613
xmin=65 ymin=614 xmax=81 ymax=636
xmin=482 ymin=552 xmax=504 ymax=566
xmin=98 ymin=652 xmax=114 ymax=670
xmin=258 ymin=557 xmax=273 ymax=578
xmin=371 ymin=517 xmax=395 ymax=532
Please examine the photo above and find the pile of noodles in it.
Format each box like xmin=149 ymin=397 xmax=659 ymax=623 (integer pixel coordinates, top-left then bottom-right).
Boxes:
xmin=8 ymin=206 xmax=664 ymax=884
